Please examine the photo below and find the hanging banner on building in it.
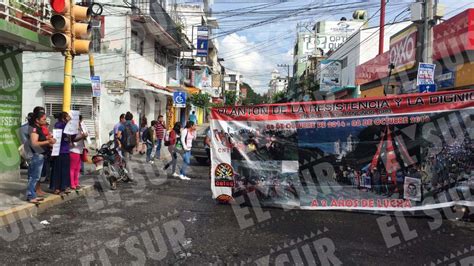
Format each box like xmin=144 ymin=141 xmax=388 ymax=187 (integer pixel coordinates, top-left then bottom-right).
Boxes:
xmin=0 ymin=46 xmax=22 ymax=172
xmin=319 ymin=60 xmax=342 ymax=92
xmin=196 ymin=26 xmax=209 ymax=57
xmin=210 ymin=90 xmax=474 ymax=211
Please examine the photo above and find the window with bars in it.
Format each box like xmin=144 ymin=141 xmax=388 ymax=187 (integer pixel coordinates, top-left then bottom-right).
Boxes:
xmin=45 ymin=104 xmax=92 ymax=120
xmin=154 ymin=42 xmax=167 ymax=66
xmin=131 ymin=30 xmax=144 ymax=55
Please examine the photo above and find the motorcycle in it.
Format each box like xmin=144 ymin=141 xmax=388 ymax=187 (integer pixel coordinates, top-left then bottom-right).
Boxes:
xmin=91 ymin=140 xmax=131 ymax=190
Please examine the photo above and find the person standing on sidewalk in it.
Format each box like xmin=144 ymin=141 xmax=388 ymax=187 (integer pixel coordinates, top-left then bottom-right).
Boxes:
xmin=70 ymin=115 xmax=88 ymax=190
xmin=138 ymin=115 xmax=148 ymax=155
xmin=33 ymin=106 xmax=51 ymax=196
xmin=116 ymin=112 xmax=139 ymax=179
xmin=143 ymin=120 xmax=157 ymax=164
xmin=163 ymin=122 xmax=182 ymax=177
xmin=154 ymin=115 xmax=166 ymax=161
xmin=51 ymin=112 xmax=75 ymax=195
xmin=26 ymin=112 xmax=56 ymax=203
xmin=114 ymin=114 xmax=125 ymax=142
xmin=179 ymin=121 xmax=197 ymax=180
xmin=189 ymin=111 xmax=197 ymax=125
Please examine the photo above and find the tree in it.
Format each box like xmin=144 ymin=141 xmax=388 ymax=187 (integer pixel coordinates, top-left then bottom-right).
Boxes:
xmin=224 ymin=90 xmax=237 ymax=106
xmin=241 ymin=82 xmax=267 ymax=105
xmin=188 ymin=93 xmax=211 ymax=108
xmin=272 ymin=91 xmax=287 ymax=103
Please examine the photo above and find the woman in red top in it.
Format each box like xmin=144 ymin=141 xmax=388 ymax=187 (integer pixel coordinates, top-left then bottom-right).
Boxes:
xmin=163 ymin=122 xmax=182 ymax=177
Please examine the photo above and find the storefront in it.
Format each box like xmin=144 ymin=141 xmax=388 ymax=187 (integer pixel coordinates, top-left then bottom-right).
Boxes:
xmin=433 ymin=9 xmax=474 ymax=91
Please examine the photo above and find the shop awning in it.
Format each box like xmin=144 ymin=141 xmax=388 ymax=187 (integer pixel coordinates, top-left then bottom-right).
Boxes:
xmin=186 ymin=86 xmax=201 ymax=95
xmin=129 ymin=75 xmax=173 ymax=96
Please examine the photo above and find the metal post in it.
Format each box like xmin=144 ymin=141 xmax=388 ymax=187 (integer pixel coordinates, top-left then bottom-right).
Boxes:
xmin=89 ymin=52 xmax=100 ymax=148
xmin=62 ymin=51 xmax=73 ymax=112
xmin=423 ymin=0 xmax=434 ymax=63
xmin=378 ymin=0 xmax=386 ymax=55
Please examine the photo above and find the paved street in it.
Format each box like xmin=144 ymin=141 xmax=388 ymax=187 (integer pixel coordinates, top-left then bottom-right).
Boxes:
xmin=0 ymin=156 xmax=472 ymax=265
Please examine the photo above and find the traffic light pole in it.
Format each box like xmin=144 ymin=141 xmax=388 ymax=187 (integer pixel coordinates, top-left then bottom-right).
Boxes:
xmin=62 ymin=51 xmax=73 ymax=112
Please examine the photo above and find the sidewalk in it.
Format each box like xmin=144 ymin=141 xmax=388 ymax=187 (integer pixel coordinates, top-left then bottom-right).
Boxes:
xmin=0 ymin=165 xmax=97 ymax=227
xmin=0 ymin=147 xmax=173 ymax=227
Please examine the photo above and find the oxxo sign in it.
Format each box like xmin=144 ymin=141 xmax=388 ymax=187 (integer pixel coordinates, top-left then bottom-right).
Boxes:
xmin=390 ymin=26 xmax=418 ymax=74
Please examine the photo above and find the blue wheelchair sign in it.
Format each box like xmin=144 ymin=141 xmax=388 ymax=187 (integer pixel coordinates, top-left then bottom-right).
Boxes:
xmin=173 ymin=92 xmax=186 ymax=108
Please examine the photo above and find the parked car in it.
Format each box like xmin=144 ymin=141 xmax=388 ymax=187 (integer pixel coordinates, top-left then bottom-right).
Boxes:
xmin=192 ymin=124 xmax=210 ymax=165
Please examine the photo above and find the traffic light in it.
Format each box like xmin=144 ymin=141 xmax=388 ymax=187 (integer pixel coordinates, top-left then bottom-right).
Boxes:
xmin=50 ymin=0 xmax=71 ymax=51
xmin=49 ymin=0 xmax=91 ymax=55
xmin=71 ymin=2 xmax=92 ymax=55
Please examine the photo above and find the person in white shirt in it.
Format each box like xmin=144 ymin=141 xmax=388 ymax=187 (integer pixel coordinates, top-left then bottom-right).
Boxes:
xmin=70 ymin=115 xmax=88 ymax=190
xmin=179 ymin=121 xmax=197 ymax=180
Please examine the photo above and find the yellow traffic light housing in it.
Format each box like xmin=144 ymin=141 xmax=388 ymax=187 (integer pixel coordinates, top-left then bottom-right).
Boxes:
xmin=71 ymin=3 xmax=92 ymax=55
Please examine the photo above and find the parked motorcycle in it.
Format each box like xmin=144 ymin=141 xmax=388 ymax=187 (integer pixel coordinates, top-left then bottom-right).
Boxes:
xmin=91 ymin=140 xmax=131 ymax=190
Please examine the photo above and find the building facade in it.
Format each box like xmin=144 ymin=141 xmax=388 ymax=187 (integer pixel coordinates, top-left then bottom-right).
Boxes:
xmin=323 ymin=21 xmax=411 ymax=100
xmin=22 ymin=1 xmax=191 ymax=144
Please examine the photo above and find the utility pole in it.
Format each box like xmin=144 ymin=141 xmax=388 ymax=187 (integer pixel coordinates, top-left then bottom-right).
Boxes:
xmin=422 ymin=0 xmax=434 ymax=63
xmin=378 ymin=0 xmax=386 ymax=55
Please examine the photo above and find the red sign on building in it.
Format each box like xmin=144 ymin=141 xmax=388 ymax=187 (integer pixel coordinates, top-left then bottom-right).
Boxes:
xmin=433 ymin=8 xmax=474 ymax=61
xmin=355 ymin=51 xmax=390 ymax=85
xmin=389 ymin=26 xmax=418 ymax=74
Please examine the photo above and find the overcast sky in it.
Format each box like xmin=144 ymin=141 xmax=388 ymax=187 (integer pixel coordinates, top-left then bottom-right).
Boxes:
xmin=209 ymin=0 xmax=474 ymax=94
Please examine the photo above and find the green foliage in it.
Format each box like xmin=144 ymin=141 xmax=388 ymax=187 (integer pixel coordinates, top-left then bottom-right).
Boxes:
xmin=188 ymin=93 xmax=211 ymax=108
xmin=272 ymin=91 xmax=287 ymax=103
xmin=241 ymin=82 xmax=267 ymax=105
xmin=210 ymin=102 xmax=224 ymax=108
xmin=224 ymin=90 xmax=237 ymax=106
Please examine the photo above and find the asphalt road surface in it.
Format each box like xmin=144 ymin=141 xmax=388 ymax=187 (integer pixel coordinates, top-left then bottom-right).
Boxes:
xmin=0 ymin=156 xmax=473 ymax=265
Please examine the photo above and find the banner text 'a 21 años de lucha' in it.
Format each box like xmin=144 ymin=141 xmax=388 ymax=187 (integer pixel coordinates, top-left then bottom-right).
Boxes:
xmin=210 ymin=90 xmax=474 ymax=211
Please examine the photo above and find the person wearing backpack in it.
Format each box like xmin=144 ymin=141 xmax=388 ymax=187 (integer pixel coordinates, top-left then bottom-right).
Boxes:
xmin=163 ymin=122 xmax=182 ymax=177
xmin=116 ymin=112 xmax=139 ymax=178
xmin=143 ymin=120 xmax=157 ymax=164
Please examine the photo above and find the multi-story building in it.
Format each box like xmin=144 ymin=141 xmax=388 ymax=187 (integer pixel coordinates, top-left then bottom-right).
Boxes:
xmin=267 ymin=69 xmax=288 ymax=100
xmin=175 ymin=1 xmax=220 ymax=123
xmin=21 ymin=0 xmax=191 ymax=145
xmin=223 ymin=70 xmax=241 ymax=102
xmin=322 ymin=21 xmax=411 ymax=100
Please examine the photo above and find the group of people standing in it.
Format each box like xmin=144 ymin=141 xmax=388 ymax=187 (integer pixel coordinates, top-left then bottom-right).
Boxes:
xmin=21 ymin=106 xmax=89 ymax=203
xmin=113 ymin=112 xmax=198 ymax=181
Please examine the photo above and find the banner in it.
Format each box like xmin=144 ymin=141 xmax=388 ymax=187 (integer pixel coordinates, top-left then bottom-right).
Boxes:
xmin=210 ymin=90 xmax=474 ymax=211
xmin=0 ymin=46 xmax=22 ymax=172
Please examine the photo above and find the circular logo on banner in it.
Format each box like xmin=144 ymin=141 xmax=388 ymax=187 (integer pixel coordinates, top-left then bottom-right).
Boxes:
xmin=214 ymin=163 xmax=235 ymax=187
xmin=216 ymin=194 xmax=233 ymax=203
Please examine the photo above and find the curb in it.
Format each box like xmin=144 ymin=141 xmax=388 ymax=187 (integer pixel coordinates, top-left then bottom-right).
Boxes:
xmin=0 ymin=185 xmax=95 ymax=227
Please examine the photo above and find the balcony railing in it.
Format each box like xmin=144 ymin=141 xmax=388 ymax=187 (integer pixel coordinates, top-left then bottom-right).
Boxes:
xmin=0 ymin=0 xmax=53 ymax=36
xmin=135 ymin=0 xmax=183 ymax=45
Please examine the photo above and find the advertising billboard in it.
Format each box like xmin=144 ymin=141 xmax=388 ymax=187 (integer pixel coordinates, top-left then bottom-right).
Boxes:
xmin=319 ymin=60 xmax=342 ymax=92
xmin=389 ymin=26 xmax=418 ymax=74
